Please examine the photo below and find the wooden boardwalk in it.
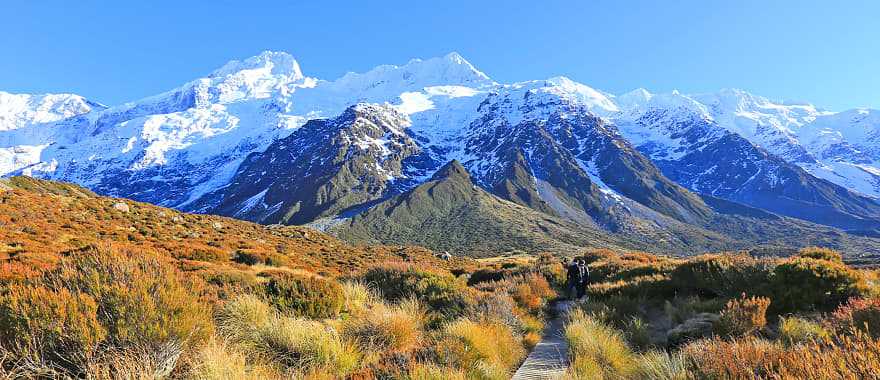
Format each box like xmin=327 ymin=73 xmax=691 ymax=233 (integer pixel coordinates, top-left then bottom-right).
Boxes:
xmin=511 ymin=302 xmax=571 ymax=380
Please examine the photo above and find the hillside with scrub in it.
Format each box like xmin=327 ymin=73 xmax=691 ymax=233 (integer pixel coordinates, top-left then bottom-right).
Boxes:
xmin=0 ymin=176 xmax=559 ymax=378
xmin=1 ymin=177 xmax=880 ymax=379
xmin=561 ymin=247 xmax=880 ymax=379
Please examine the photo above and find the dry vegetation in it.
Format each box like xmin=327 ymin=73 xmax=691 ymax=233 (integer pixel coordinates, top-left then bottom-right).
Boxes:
xmin=3 ymin=178 xmax=880 ymax=378
xmin=563 ymin=247 xmax=880 ymax=379
xmin=0 ymin=178 xmax=561 ymax=379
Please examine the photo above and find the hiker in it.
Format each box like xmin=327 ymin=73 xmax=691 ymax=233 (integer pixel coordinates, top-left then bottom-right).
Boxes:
xmin=577 ymin=259 xmax=589 ymax=299
xmin=566 ymin=258 xmax=581 ymax=300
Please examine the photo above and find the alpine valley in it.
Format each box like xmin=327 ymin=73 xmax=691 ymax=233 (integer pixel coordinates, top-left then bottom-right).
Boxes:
xmin=4 ymin=51 xmax=880 ymax=258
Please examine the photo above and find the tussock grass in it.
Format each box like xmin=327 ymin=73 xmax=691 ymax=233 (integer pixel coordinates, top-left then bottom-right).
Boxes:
xmin=564 ymin=310 xmax=636 ymax=379
xmin=436 ymin=318 xmax=526 ymax=379
xmin=342 ymin=298 xmax=425 ymax=354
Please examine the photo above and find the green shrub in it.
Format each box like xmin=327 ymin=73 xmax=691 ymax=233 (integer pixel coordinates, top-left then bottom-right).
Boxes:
xmin=778 ymin=317 xmax=830 ymax=345
xmin=260 ymin=270 xmax=344 ymax=319
xmin=623 ymin=317 xmax=652 ymax=351
xmin=232 ymin=249 xmax=268 ymax=265
xmin=770 ymin=257 xmax=868 ymax=313
xmin=466 ymin=268 xmax=509 ymax=286
xmin=360 ymin=265 xmax=470 ymax=324
xmin=797 ymin=247 xmax=843 ymax=263
xmin=715 ymin=294 xmax=770 ymax=338
xmin=669 ymin=254 xmax=772 ymax=298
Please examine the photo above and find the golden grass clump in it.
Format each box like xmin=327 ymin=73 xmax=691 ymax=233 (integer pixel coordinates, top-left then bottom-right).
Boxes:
xmin=435 ymin=318 xmax=526 ymax=379
xmin=187 ymin=338 xmax=281 ymax=380
xmin=564 ymin=310 xmax=637 ymax=379
xmin=342 ymin=298 xmax=425 ymax=354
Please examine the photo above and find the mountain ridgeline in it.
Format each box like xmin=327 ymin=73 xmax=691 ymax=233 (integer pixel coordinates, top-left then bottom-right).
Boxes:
xmin=4 ymin=51 xmax=880 ymax=257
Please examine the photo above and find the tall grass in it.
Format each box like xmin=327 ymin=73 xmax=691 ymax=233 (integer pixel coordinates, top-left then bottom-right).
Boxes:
xmin=564 ymin=310 xmax=636 ymax=379
xmin=435 ymin=318 xmax=525 ymax=380
xmin=342 ymin=298 xmax=425 ymax=354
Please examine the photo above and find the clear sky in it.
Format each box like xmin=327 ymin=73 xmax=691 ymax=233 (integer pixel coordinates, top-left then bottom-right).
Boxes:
xmin=1 ymin=0 xmax=878 ymax=110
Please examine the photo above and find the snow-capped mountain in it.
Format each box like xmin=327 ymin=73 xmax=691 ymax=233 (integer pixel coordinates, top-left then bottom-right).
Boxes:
xmin=3 ymin=50 xmax=880 ymax=254
xmin=613 ymin=90 xmax=880 ymax=230
xmin=618 ymin=88 xmax=880 ymax=200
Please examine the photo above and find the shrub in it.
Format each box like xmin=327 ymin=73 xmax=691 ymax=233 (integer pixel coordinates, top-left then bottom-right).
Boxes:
xmin=664 ymin=296 xmax=726 ymax=325
xmin=624 ymin=317 xmax=652 ymax=351
xmin=564 ymin=310 xmax=636 ymax=379
xmin=510 ymin=273 xmax=554 ymax=313
xmin=682 ymin=333 xmax=880 ymax=379
xmin=715 ymin=294 xmax=770 ymax=338
xmin=0 ymin=285 xmax=106 ymax=368
xmin=51 ymin=246 xmax=213 ymax=347
xmin=588 ymin=274 xmax=676 ymax=300
xmin=0 ymin=246 xmax=212 ymax=374
xmin=778 ymin=317 xmax=830 ymax=345
xmin=466 ymin=268 xmax=509 ymax=286
xmin=797 ymin=246 xmax=843 ymax=263
xmin=771 ymin=257 xmax=868 ymax=313
xmin=361 ymin=265 xmax=470 ymax=323
xmin=828 ymin=297 xmax=880 ymax=338
xmin=462 ymin=291 xmax=523 ymax=334
xmin=232 ymin=250 xmax=268 ymax=266
xmin=260 ymin=270 xmax=344 ymax=319
xmin=669 ymin=254 xmax=772 ymax=298
xmin=434 ymin=318 xmax=525 ymax=379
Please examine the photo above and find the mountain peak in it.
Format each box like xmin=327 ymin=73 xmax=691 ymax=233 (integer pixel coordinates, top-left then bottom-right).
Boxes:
xmin=430 ymin=160 xmax=471 ymax=181
xmin=209 ymin=50 xmax=304 ymax=80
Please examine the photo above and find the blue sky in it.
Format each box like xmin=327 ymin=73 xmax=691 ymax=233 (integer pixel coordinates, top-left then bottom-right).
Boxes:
xmin=1 ymin=1 xmax=878 ymax=110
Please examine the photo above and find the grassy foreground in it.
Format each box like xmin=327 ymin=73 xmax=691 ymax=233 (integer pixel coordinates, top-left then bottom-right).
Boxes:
xmin=561 ymin=248 xmax=880 ymax=379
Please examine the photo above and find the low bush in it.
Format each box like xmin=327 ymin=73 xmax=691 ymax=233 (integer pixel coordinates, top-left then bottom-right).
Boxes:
xmin=797 ymin=246 xmax=843 ymax=263
xmin=260 ymin=270 xmax=344 ymax=319
xmin=0 ymin=285 xmax=106 ymax=368
xmin=0 ymin=246 xmax=212 ymax=375
xmin=669 ymin=254 xmax=772 ymax=298
xmin=682 ymin=333 xmax=880 ymax=379
xmin=770 ymin=257 xmax=868 ymax=313
xmin=778 ymin=317 xmax=830 ymax=345
xmin=715 ymin=294 xmax=770 ymax=338
xmin=360 ymin=265 xmax=470 ymax=324
xmin=828 ymin=297 xmax=880 ymax=338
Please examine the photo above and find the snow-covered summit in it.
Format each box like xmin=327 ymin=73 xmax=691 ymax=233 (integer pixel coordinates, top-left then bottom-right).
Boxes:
xmin=0 ymin=92 xmax=101 ymax=131
xmin=210 ymin=50 xmax=304 ymax=80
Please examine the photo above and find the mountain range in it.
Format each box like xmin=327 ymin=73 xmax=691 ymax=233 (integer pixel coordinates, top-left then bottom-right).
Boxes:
xmin=3 ymin=51 xmax=880 ymax=257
